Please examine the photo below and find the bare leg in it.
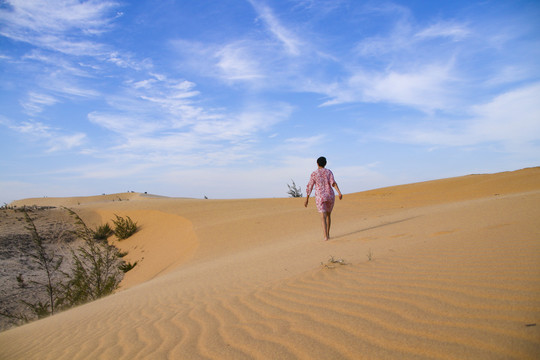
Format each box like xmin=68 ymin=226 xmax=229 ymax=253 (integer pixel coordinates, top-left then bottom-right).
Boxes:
xmin=320 ymin=211 xmax=333 ymax=241
xmin=320 ymin=212 xmax=329 ymax=241
xmin=327 ymin=211 xmax=332 ymax=239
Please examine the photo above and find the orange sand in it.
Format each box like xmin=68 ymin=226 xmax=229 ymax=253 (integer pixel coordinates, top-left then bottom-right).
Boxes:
xmin=1 ymin=168 xmax=539 ymax=359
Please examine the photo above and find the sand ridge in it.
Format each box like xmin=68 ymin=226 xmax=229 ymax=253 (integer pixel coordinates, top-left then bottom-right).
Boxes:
xmin=9 ymin=192 xmax=161 ymax=208
xmin=1 ymin=167 xmax=539 ymax=359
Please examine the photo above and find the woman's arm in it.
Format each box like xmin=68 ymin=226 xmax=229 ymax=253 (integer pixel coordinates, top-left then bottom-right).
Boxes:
xmin=305 ymin=173 xmax=315 ymax=207
xmin=333 ymin=182 xmax=343 ymax=200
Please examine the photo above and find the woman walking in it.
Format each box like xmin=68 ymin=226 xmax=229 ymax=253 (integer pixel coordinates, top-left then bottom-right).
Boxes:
xmin=304 ymin=156 xmax=342 ymax=241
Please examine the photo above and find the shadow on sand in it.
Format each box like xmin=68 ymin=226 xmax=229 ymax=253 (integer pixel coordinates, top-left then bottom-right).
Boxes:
xmin=335 ymin=216 xmax=419 ymax=239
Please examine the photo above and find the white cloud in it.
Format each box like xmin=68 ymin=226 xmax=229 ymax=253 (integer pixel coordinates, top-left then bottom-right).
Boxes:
xmin=107 ymin=51 xmax=152 ymax=71
xmin=0 ymin=0 xmax=118 ymax=33
xmin=20 ymin=92 xmax=59 ymax=115
xmin=354 ymin=3 xmax=413 ymax=57
xmin=356 ymin=7 xmax=470 ymax=57
xmin=193 ymin=105 xmax=293 ymax=141
xmin=356 ymin=22 xmax=412 ymax=57
xmin=22 ymin=50 xmax=94 ymax=77
xmin=377 ymin=83 xmax=540 ymax=152
xmin=484 ymin=65 xmax=533 ymax=87
xmin=87 ymin=72 xmax=294 ymax=167
xmin=97 ymin=75 xmax=206 ymax=133
xmin=216 ymin=41 xmax=266 ymax=81
xmin=321 ymin=64 xmax=456 ymax=112
xmin=2 ymin=119 xmax=86 ymax=152
xmin=47 ymin=132 xmax=86 ymax=152
xmin=415 ymin=22 xmax=470 ymax=41
xmin=0 ymin=0 xmax=118 ymax=55
xmin=362 ymin=65 xmax=456 ymax=111
xmin=248 ymin=0 xmax=303 ymax=56
xmin=49 ymin=79 xmax=101 ymax=99
xmin=11 ymin=120 xmax=52 ymax=137
xmin=0 ymin=0 xmax=144 ymax=73
xmin=88 ymin=112 xmax=162 ymax=136
xmin=469 ymin=83 xmax=540 ymax=144
xmin=290 ymin=0 xmax=346 ymax=14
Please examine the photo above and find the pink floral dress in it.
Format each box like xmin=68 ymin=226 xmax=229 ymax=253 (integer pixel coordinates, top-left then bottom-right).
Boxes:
xmin=306 ymin=168 xmax=336 ymax=213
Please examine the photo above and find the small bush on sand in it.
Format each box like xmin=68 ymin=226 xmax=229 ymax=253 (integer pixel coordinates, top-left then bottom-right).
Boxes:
xmin=119 ymin=261 xmax=137 ymax=273
xmin=93 ymin=223 xmax=113 ymax=241
xmin=112 ymin=215 xmax=138 ymax=240
xmin=1 ymin=208 xmax=133 ymax=327
xmin=287 ymin=179 xmax=303 ymax=198
xmin=22 ymin=210 xmax=65 ymax=316
xmin=321 ymin=255 xmax=348 ymax=269
xmin=62 ymin=238 xmax=125 ymax=306
xmin=367 ymin=248 xmax=373 ymax=261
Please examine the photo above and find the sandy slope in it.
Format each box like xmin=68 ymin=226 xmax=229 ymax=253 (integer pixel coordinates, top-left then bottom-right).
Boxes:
xmin=1 ymin=168 xmax=539 ymax=359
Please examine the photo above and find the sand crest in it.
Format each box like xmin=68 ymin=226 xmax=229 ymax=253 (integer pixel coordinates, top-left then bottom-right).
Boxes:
xmin=1 ymin=168 xmax=539 ymax=359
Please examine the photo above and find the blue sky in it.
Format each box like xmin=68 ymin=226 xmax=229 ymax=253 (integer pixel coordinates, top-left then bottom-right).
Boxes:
xmin=1 ymin=0 xmax=539 ymax=204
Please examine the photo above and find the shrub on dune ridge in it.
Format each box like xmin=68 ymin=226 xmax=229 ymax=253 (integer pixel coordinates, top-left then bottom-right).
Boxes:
xmin=93 ymin=223 xmax=113 ymax=241
xmin=119 ymin=261 xmax=137 ymax=273
xmin=0 ymin=208 xmax=137 ymax=329
xmin=21 ymin=209 xmax=65 ymax=317
xmin=112 ymin=215 xmax=138 ymax=240
xmin=62 ymin=238 xmax=124 ymax=305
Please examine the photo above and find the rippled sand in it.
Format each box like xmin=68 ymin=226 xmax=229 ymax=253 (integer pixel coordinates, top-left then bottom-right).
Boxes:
xmin=1 ymin=168 xmax=539 ymax=359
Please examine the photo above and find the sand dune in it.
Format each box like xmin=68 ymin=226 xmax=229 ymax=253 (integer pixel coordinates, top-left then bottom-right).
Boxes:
xmin=10 ymin=192 xmax=145 ymax=207
xmin=1 ymin=168 xmax=539 ymax=359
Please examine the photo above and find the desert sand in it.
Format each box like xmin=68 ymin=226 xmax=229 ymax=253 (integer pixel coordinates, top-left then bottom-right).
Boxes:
xmin=1 ymin=168 xmax=539 ymax=359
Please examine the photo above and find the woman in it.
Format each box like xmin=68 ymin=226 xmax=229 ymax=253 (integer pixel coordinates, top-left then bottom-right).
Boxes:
xmin=304 ymin=156 xmax=342 ymax=241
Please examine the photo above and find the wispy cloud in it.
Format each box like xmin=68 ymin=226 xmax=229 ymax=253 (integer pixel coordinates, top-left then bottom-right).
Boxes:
xmin=377 ymin=83 xmax=540 ymax=151
xmin=0 ymin=0 xmax=144 ymax=74
xmin=1 ymin=0 xmax=538 ymax=204
xmin=86 ymin=72 xmax=294 ymax=166
xmin=2 ymin=118 xmax=86 ymax=152
xmin=248 ymin=0 xmax=303 ymax=56
xmin=469 ymin=83 xmax=540 ymax=145
xmin=290 ymin=0 xmax=346 ymax=14
xmin=47 ymin=133 xmax=87 ymax=152
xmin=0 ymin=0 xmax=119 ymax=56
xmin=216 ymin=41 xmax=266 ymax=81
xmin=21 ymin=92 xmax=60 ymax=115
xmin=415 ymin=21 xmax=470 ymax=41
xmin=0 ymin=0 xmax=119 ymax=33
xmin=321 ymin=63 xmax=457 ymax=112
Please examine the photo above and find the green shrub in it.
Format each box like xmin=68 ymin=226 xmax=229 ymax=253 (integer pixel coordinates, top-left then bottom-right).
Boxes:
xmin=93 ymin=223 xmax=113 ymax=241
xmin=2 ymin=208 xmax=133 ymax=327
xmin=112 ymin=215 xmax=138 ymax=240
xmin=119 ymin=261 xmax=137 ymax=273
xmin=62 ymin=239 xmax=124 ymax=306
xmin=22 ymin=210 xmax=64 ymax=316
xmin=21 ymin=301 xmax=51 ymax=319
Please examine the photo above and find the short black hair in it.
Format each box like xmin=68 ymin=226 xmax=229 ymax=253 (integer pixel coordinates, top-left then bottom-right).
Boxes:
xmin=317 ymin=156 xmax=327 ymax=167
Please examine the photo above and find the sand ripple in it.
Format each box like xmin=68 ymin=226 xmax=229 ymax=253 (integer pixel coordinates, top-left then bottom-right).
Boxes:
xmin=1 ymin=169 xmax=539 ymax=359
